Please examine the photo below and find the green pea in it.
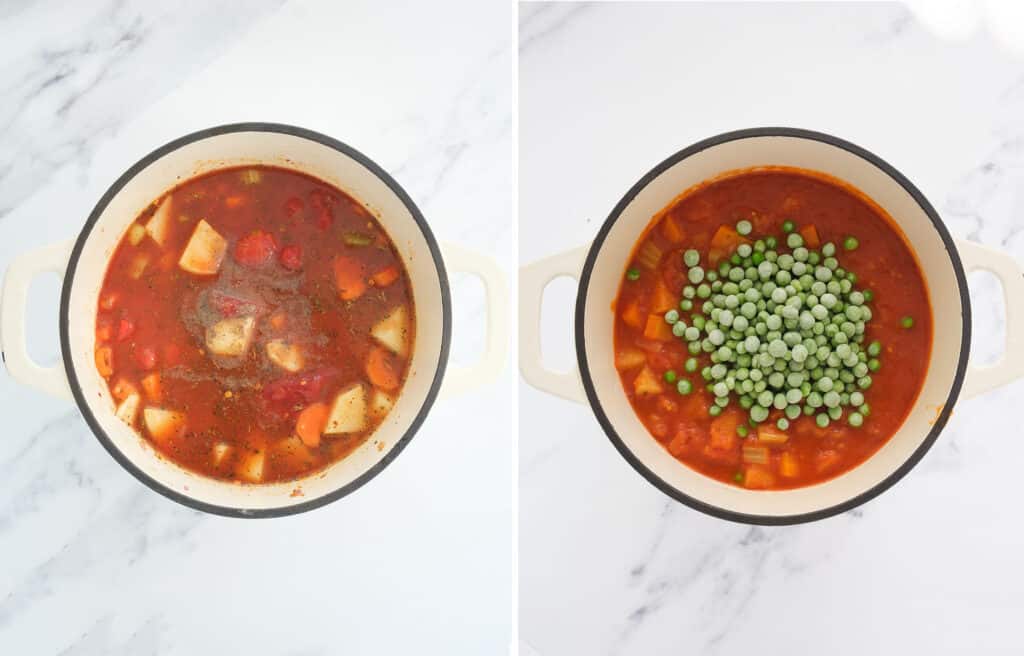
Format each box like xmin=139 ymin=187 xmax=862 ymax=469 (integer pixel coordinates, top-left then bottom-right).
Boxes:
xmin=737 ymin=424 xmax=749 ymax=437
xmin=868 ymin=358 xmax=880 ymax=372
xmin=782 ymin=220 xmax=795 ymax=233
xmin=664 ymin=370 xmax=677 ymax=384
xmin=677 ymin=379 xmax=693 ymax=395
xmin=787 ymin=233 xmax=804 ymax=249
xmin=626 ymin=268 xmax=640 ymax=281
xmin=901 ymin=316 xmax=914 ymax=329
xmin=844 ymin=236 xmax=859 ymax=251
xmin=684 ymin=249 xmax=700 ymax=267
xmin=685 ymin=357 xmax=698 ymax=373
xmin=848 ymin=412 xmax=864 ymax=427
xmin=776 ymin=417 xmax=790 ymax=431
xmin=816 ymin=413 xmax=830 ymax=428
xmin=709 ymin=405 xmax=722 ymax=417
xmin=736 ymin=220 xmax=753 ymax=236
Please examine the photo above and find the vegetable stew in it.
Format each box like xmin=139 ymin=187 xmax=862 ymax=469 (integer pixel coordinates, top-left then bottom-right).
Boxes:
xmin=95 ymin=166 xmax=414 ymax=483
xmin=613 ymin=168 xmax=932 ymax=489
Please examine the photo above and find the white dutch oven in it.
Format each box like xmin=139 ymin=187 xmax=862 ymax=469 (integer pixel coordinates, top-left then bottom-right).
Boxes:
xmin=521 ymin=127 xmax=1024 ymax=524
xmin=1 ymin=123 xmax=508 ymax=517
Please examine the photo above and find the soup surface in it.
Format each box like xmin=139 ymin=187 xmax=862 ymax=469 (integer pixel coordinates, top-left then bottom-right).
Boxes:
xmin=95 ymin=166 xmax=414 ymax=483
xmin=613 ymin=168 xmax=932 ymax=490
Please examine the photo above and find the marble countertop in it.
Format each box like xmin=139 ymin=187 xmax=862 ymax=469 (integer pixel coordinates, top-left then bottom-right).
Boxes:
xmin=519 ymin=3 xmax=1024 ymax=655
xmin=0 ymin=0 xmax=515 ymax=653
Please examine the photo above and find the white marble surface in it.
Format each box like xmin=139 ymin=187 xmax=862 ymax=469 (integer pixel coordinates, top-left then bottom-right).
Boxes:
xmin=0 ymin=0 xmax=515 ymax=653
xmin=520 ymin=3 xmax=1024 ymax=655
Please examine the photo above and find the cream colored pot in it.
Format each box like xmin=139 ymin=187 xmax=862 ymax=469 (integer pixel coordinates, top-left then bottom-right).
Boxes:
xmin=1 ymin=123 xmax=507 ymax=517
xmin=521 ymin=127 xmax=1024 ymax=524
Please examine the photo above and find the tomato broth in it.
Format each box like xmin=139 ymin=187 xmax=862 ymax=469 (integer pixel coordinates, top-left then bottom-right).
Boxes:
xmin=95 ymin=166 xmax=414 ymax=484
xmin=613 ymin=168 xmax=932 ymax=490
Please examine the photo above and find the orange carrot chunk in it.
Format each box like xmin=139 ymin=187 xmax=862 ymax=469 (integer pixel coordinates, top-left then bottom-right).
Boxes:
xmin=333 ymin=256 xmax=367 ymax=301
xmin=799 ymin=224 xmax=821 ymax=248
xmin=295 ymin=402 xmax=329 ymax=448
xmin=372 ymin=265 xmax=400 ymax=287
xmin=366 ymin=346 xmax=401 ymax=391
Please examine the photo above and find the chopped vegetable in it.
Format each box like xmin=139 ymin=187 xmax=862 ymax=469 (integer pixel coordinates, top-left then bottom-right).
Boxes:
xmin=742 ymin=445 xmax=769 ymax=465
xmin=324 ymin=384 xmax=367 ymax=434
xmin=901 ymin=316 xmax=914 ymax=329
xmin=111 ymin=378 xmax=138 ymax=401
xmin=233 ymin=230 xmax=279 ymax=267
xmin=115 ymin=393 xmax=141 ymax=426
xmin=366 ymin=346 xmax=401 ymax=391
xmin=743 ymin=465 xmax=775 ymax=489
xmin=143 ymin=407 xmax=186 ymax=445
xmin=625 ymin=268 xmax=641 ymax=281
xmin=370 ymin=390 xmax=395 ymax=418
xmin=615 ymin=348 xmax=647 ymax=371
xmin=205 ymin=316 xmax=256 ymax=357
xmin=370 ymin=305 xmax=409 ymax=357
xmin=95 ymin=346 xmax=114 ymax=378
xmin=620 ymin=299 xmax=644 ymax=329
xmin=295 ymin=402 xmax=329 ymax=448
xmin=342 ymin=232 xmax=373 ymax=247
xmin=236 ymin=451 xmax=265 ymax=482
xmin=643 ymin=314 xmax=674 ymax=341
xmin=239 ymin=169 xmax=262 ymax=185
xmin=333 ymin=256 xmax=368 ymax=301
xmin=756 ymin=425 xmax=789 ymax=445
xmin=179 ymin=220 xmax=227 ymax=275
xmin=266 ymin=339 xmax=305 ymax=372
xmin=211 ymin=442 xmax=232 ymax=467
xmin=660 ymin=216 xmax=685 ymax=243
xmin=128 ymin=254 xmax=149 ymax=279
xmin=636 ymin=241 xmax=663 ymax=269
xmin=372 ymin=266 xmax=400 ymax=287
xmin=279 ymin=244 xmax=303 ymax=270
xmin=650 ymin=281 xmax=677 ymax=314
xmin=128 ymin=223 xmax=146 ymax=246
xmin=145 ymin=196 xmax=173 ymax=247
xmin=141 ymin=372 xmax=162 ymax=403
xmin=779 ymin=452 xmax=799 ymax=478
xmin=798 ymin=224 xmax=820 ymax=248
xmin=633 ymin=366 xmax=663 ymax=396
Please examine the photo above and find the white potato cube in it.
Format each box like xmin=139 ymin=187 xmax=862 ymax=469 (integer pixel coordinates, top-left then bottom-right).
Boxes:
xmin=179 ymin=219 xmax=227 ymax=275
xmin=143 ymin=407 xmax=186 ymax=444
xmin=324 ymin=384 xmax=367 ymax=434
xmin=145 ymin=195 xmax=173 ymax=246
xmin=237 ymin=451 xmax=265 ymax=482
xmin=211 ymin=442 xmax=232 ymax=467
xmin=370 ymin=389 xmax=394 ymax=418
xmin=115 ymin=393 xmax=141 ymax=426
xmin=370 ymin=305 xmax=409 ymax=357
xmin=266 ymin=339 xmax=304 ymax=372
xmin=205 ymin=316 xmax=256 ymax=357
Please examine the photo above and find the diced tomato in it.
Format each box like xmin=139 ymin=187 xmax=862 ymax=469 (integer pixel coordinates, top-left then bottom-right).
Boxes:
xmin=225 ymin=195 xmax=245 ymax=208
xmin=309 ymin=189 xmax=336 ymax=230
xmin=233 ymin=230 xmax=279 ymax=267
xmin=279 ymin=245 xmax=302 ymax=270
xmin=283 ymin=197 xmax=304 ymax=217
xmin=116 ymin=318 xmax=136 ymax=341
xmin=260 ymin=368 xmax=338 ymax=422
xmin=333 ymin=256 xmax=367 ymax=300
xmin=134 ymin=346 xmax=157 ymax=370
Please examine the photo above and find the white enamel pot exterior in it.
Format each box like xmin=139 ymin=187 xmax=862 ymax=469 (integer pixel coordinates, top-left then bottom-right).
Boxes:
xmin=521 ymin=127 xmax=1024 ymax=524
xmin=1 ymin=123 xmax=508 ymax=517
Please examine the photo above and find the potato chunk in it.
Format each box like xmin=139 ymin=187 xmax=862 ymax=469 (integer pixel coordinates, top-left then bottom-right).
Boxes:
xmin=143 ymin=407 xmax=186 ymax=445
xmin=324 ymin=384 xmax=367 ymax=434
xmin=115 ymin=393 xmax=141 ymax=426
xmin=145 ymin=195 xmax=173 ymax=246
xmin=211 ymin=442 xmax=232 ymax=467
xmin=266 ymin=339 xmax=304 ymax=372
xmin=237 ymin=451 xmax=265 ymax=482
xmin=370 ymin=389 xmax=395 ymax=418
xmin=205 ymin=316 xmax=256 ymax=357
xmin=179 ymin=219 xmax=227 ymax=275
xmin=370 ymin=306 xmax=409 ymax=357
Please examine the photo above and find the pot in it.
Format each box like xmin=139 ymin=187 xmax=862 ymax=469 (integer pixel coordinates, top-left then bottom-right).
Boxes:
xmin=520 ymin=127 xmax=1024 ymax=524
xmin=1 ymin=122 xmax=507 ymax=517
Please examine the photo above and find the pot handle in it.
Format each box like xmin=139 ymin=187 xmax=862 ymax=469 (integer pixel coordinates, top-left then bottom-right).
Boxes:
xmin=519 ymin=246 xmax=588 ymax=403
xmin=957 ymin=237 xmax=1024 ymax=399
xmin=1 ymin=239 xmax=74 ymax=400
xmin=439 ymin=242 xmax=509 ymax=398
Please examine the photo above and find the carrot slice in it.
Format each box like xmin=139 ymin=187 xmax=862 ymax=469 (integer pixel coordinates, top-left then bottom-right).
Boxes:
xmin=95 ymin=346 xmax=114 ymax=378
xmin=141 ymin=372 xmax=162 ymax=403
xmin=372 ymin=265 xmax=400 ymax=287
xmin=366 ymin=346 xmax=401 ymax=391
xmin=295 ymin=402 xmax=329 ymax=448
xmin=333 ymin=256 xmax=367 ymax=301
xmin=799 ymin=224 xmax=820 ymax=248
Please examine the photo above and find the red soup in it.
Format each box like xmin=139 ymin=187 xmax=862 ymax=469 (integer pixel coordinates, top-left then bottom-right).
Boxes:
xmin=613 ymin=168 xmax=932 ymax=490
xmin=95 ymin=166 xmax=414 ymax=483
